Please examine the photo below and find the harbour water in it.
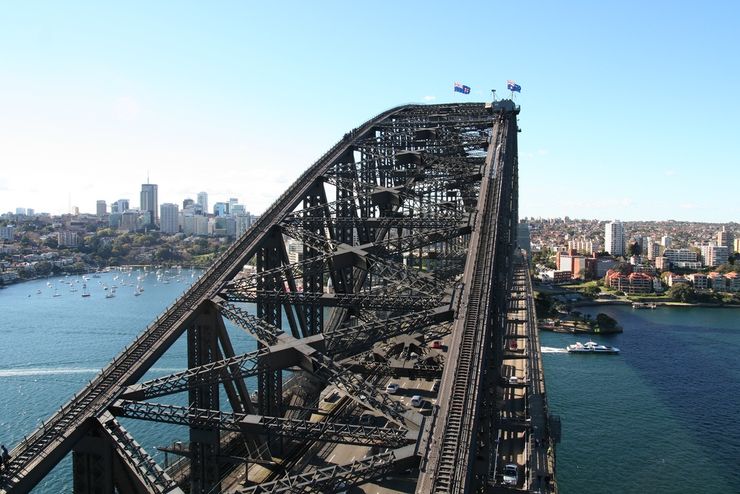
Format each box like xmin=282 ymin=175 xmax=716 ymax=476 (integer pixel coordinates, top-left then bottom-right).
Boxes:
xmin=0 ymin=268 xmax=257 ymax=493
xmin=2 ymin=274 xmax=739 ymax=493
xmin=543 ymin=305 xmax=740 ymax=493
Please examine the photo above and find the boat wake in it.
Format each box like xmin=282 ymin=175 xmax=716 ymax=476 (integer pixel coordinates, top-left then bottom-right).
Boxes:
xmin=541 ymin=346 xmax=568 ymax=354
xmin=0 ymin=367 xmax=100 ymax=377
xmin=0 ymin=366 xmax=184 ymax=378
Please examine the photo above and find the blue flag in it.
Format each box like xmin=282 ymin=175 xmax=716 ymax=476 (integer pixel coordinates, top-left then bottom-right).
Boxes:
xmin=454 ymin=82 xmax=471 ymax=94
xmin=507 ymin=80 xmax=521 ymax=93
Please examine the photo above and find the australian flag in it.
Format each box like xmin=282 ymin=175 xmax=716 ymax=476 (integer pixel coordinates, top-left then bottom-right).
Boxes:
xmin=507 ymin=80 xmax=521 ymax=93
xmin=454 ymin=82 xmax=471 ymax=94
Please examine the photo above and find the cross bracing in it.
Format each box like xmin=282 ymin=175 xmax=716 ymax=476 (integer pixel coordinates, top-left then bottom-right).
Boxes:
xmin=0 ymin=101 xmax=529 ymax=494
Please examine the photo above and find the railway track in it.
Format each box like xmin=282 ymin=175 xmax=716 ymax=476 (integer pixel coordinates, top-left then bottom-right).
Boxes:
xmin=425 ymin=115 xmax=512 ymax=493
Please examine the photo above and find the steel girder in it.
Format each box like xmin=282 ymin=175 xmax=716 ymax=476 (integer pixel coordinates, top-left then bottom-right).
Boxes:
xmin=120 ymin=348 xmax=267 ymax=401
xmin=233 ymin=449 xmax=415 ymax=494
xmin=99 ymin=414 xmax=183 ymax=494
xmin=110 ymin=401 xmax=411 ymax=449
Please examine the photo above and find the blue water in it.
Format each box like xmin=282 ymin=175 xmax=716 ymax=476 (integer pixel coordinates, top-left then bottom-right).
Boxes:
xmin=2 ymin=275 xmax=739 ymax=493
xmin=0 ymin=269 xmax=258 ymax=493
xmin=542 ymin=305 xmax=740 ymax=493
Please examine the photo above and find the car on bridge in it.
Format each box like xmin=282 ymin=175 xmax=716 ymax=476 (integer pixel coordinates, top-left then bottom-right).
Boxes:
xmin=503 ymin=463 xmax=519 ymax=486
xmin=385 ymin=382 xmax=400 ymax=394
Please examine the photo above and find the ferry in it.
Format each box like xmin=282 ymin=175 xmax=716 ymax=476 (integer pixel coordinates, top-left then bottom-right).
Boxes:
xmin=566 ymin=341 xmax=620 ymax=354
xmin=632 ymin=302 xmax=657 ymax=309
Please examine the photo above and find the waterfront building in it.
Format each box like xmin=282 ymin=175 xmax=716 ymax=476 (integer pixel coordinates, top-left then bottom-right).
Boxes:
xmin=541 ymin=269 xmax=572 ymax=284
xmin=160 ymin=203 xmax=179 ymax=234
xmin=663 ymin=248 xmax=702 ymax=269
xmin=140 ymin=183 xmax=159 ymax=226
xmin=0 ymin=226 xmax=15 ymax=241
xmin=665 ymin=273 xmax=689 ymax=287
xmin=594 ymin=256 xmax=619 ymax=278
xmin=707 ymin=272 xmax=727 ymax=292
xmin=197 ymin=191 xmax=208 ymax=214
xmin=688 ymin=273 xmax=709 ymax=290
xmin=700 ymin=244 xmax=729 ymax=267
xmin=96 ymin=200 xmax=107 ymax=217
xmin=57 ymin=231 xmax=79 ymax=247
xmin=725 ymin=272 xmax=740 ymax=292
xmin=628 ymin=272 xmax=653 ymax=293
xmin=604 ymin=220 xmax=625 ymax=256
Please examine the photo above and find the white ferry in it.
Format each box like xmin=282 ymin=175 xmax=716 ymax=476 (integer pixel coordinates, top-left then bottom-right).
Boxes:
xmin=632 ymin=302 xmax=657 ymax=309
xmin=566 ymin=341 xmax=620 ymax=354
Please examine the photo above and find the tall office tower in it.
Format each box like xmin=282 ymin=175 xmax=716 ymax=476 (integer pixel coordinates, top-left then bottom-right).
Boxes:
xmin=661 ymin=235 xmax=672 ymax=248
xmin=604 ymin=220 xmax=625 ymax=256
xmin=15 ymin=208 xmax=26 ymax=216
xmin=26 ymin=208 xmax=35 ymax=216
xmin=231 ymin=204 xmax=246 ymax=216
xmin=183 ymin=198 xmax=195 ymax=209
xmin=160 ymin=203 xmax=179 ymax=234
xmin=229 ymin=197 xmax=239 ymax=208
xmin=140 ymin=183 xmax=159 ymax=226
xmin=114 ymin=199 xmax=130 ymax=213
xmin=197 ymin=191 xmax=208 ymax=215
xmin=213 ymin=202 xmax=229 ymax=217
xmin=718 ymin=226 xmax=734 ymax=253
xmin=96 ymin=200 xmax=107 ymax=217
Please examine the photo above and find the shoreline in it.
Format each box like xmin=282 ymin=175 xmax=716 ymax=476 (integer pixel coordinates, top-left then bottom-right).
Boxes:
xmin=0 ymin=265 xmax=204 ymax=289
xmin=571 ymin=299 xmax=740 ymax=309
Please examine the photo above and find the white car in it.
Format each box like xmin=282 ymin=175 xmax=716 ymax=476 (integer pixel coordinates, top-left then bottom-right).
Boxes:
xmin=410 ymin=395 xmax=423 ymax=407
xmin=385 ymin=383 xmax=400 ymax=394
xmin=502 ymin=463 xmax=518 ymax=486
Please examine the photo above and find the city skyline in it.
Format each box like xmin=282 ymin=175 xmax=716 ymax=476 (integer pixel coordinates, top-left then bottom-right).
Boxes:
xmin=2 ymin=2 xmax=740 ymax=221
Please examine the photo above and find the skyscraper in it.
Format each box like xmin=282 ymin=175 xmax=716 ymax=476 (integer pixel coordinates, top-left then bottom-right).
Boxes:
xmin=718 ymin=226 xmax=734 ymax=253
xmin=113 ymin=199 xmax=130 ymax=214
xmin=140 ymin=183 xmax=159 ymax=226
xmin=604 ymin=220 xmax=625 ymax=256
xmin=96 ymin=200 xmax=107 ymax=217
xmin=197 ymin=192 xmax=208 ymax=215
xmin=160 ymin=203 xmax=179 ymax=234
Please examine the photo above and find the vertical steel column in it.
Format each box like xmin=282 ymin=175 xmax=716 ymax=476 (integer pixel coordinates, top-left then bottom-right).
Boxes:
xmin=302 ymin=182 xmax=326 ymax=336
xmin=188 ymin=305 xmax=221 ymax=494
xmin=255 ymin=228 xmax=283 ymax=449
xmin=72 ymin=425 xmax=114 ymax=494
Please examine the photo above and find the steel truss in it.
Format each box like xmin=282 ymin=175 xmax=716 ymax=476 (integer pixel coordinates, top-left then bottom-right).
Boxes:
xmin=2 ymin=101 xmax=525 ymax=494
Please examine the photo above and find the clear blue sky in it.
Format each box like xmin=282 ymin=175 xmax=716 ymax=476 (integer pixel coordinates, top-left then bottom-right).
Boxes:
xmin=1 ymin=1 xmax=738 ymax=222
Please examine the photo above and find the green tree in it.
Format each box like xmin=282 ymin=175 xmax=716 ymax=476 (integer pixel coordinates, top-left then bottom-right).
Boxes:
xmin=582 ymin=285 xmax=601 ymax=297
xmin=668 ymin=283 xmax=696 ymax=303
xmin=596 ymin=313 xmax=618 ymax=329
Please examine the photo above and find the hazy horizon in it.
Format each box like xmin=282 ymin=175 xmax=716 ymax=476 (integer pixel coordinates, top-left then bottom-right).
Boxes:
xmin=2 ymin=1 xmax=739 ymax=222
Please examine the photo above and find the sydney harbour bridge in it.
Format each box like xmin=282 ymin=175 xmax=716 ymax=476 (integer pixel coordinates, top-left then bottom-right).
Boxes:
xmin=0 ymin=101 xmax=557 ymax=493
